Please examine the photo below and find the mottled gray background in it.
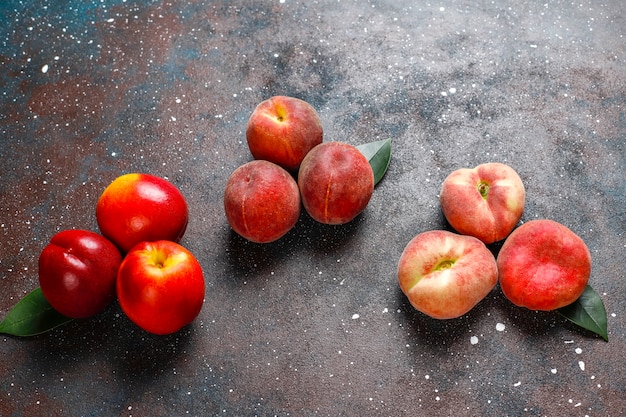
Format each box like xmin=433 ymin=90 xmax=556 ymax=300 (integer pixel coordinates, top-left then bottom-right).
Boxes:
xmin=1 ymin=1 xmax=624 ymax=416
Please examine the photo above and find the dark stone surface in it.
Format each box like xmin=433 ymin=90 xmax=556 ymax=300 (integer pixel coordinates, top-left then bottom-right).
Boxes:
xmin=1 ymin=0 xmax=624 ymax=416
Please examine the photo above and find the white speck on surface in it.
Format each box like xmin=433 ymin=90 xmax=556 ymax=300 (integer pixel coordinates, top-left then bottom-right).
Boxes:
xmin=439 ymin=7 xmax=445 ymax=11
xmin=551 ymin=368 xmax=557 ymax=374
xmin=495 ymin=323 xmax=506 ymax=331
xmin=449 ymin=87 xmax=457 ymax=94
xmin=41 ymin=64 xmax=49 ymax=73
xmin=575 ymin=347 xmax=582 ymax=354
xmin=351 ymin=314 xmax=359 ymax=320
xmin=470 ymin=336 xmax=478 ymax=345
xmin=579 ymin=361 xmax=585 ymax=371
xmin=514 ymin=381 xmax=521 ymax=387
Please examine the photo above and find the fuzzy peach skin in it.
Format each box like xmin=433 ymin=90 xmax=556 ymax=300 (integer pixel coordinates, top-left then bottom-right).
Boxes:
xmin=246 ymin=96 xmax=323 ymax=171
xmin=397 ymin=230 xmax=498 ymax=319
xmin=224 ymin=160 xmax=301 ymax=243
xmin=298 ymin=142 xmax=374 ymax=225
xmin=96 ymin=173 xmax=189 ymax=253
xmin=497 ymin=219 xmax=591 ymax=311
xmin=440 ymin=162 xmax=525 ymax=244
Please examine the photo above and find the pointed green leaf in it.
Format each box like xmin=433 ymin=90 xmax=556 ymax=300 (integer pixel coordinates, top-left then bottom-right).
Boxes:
xmin=356 ymin=138 xmax=392 ymax=185
xmin=557 ymin=285 xmax=608 ymax=342
xmin=0 ymin=287 xmax=73 ymax=337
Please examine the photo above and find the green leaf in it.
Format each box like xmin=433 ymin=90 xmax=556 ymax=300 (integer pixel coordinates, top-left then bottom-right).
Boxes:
xmin=557 ymin=285 xmax=608 ymax=342
xmin=356 ymin=138 xmax=392 ymax=186
xmin=0 ymin=287 xmax=73 ymax=337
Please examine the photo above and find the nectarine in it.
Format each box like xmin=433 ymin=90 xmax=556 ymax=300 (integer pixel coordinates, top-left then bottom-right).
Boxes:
xmin=117 ymin=240 xmax=205 ymax=335
xmin=38 ymin=230 xmax=122 ymax=318
xmin=96 ymin=173 xmax=189 ymax=253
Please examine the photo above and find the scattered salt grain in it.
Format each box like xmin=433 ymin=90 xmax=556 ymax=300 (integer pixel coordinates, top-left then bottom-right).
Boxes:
xmin=351 ymin=314 xmax=360 ymax=320
xmin=575 ymin=348 xmax=582 ymax=354
xmin=578 ymin=361 xmax=585 ymax=371
xmin=470 ymin=336 xmax=478 ymax=345
xmin=495 ymin=323 xmax=506 ymax=331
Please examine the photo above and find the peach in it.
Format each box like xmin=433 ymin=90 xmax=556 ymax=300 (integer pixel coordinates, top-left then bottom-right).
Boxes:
xmin=440 ymin=162 xmax=525 ymax=244
xmin=224 ymin=160 xmax=301 ymax=243
xmin=298 ymin=142 xmax=374 ymax=225
xmin=246 ymin=95 xmax=323 ymax=171
xmin=397 ymin=230 xmax=498 ymax=319
xmin=497 ymin=219 xmax=591 ymax=311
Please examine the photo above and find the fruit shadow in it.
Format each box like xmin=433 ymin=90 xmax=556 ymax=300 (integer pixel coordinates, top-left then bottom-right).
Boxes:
xmin=394 ymin=284 xmax=512 ymax=354
xmin=224 ymin=209 xmax=365 ymax=282
xmin=27 ymin=301 xmax=195 ymax=381
xmin=489 ymin=283 xmax=600 ymax=340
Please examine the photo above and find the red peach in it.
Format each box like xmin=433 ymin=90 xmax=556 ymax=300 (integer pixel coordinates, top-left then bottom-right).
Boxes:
xmin=440 ymin=162 xmax=525 ymax=244
xmin=398 ymin=230 xmax=498 ymax=319
xmin=497 ymin=219 xmax=592 ymax=311
xmin=224 ymin=160 xmax=301 ymax=243
xmin=298 ymin=142 xmax=374 ymax=225
xmin=246 ymin=96 xmax=323 ymax=171
xmin=96 ymin=173 xmax=189 ymax=253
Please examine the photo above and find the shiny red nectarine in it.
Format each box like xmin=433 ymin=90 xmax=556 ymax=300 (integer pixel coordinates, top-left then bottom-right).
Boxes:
xmin=96 ymin=173 xmax=189 ymax=253
xmin=117 ymin=240 xmax=205 ymax=335
xmin=38 ymin=229 xmax=122 ymax=318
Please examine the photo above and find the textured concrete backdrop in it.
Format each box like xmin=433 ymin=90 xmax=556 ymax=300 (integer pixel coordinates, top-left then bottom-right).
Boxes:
xmin=1 ymin=0 xmax=625 ymax=416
